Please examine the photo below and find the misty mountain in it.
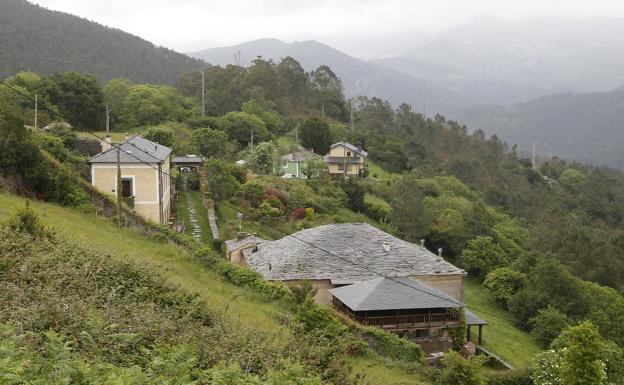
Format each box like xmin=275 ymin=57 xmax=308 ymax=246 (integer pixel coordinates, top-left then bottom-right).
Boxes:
xmin=375 ymin=16 xmax=624 ymax=106
xmin=189 ymin=38 xmax=469 ymax=115
xmin=0 ymin=0 xmax=205 ymax=84
xmin=453 ymin=87 xmax=624 ymax=169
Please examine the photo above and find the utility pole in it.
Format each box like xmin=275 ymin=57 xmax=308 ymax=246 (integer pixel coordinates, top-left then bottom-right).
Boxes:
xmin=34 ymin=94 xmax=38 ymax=129
xmin=105 ymin=104 xmax=110 ymax=134
xmin=350 ymin=99 xmax=354 ymax=131
xmin=532 ymin=142 xmax=537 ymax=170
xmin=250 ymin=129 xmax=254 ymax=151
xmin=116 ymin=146 xmax=122 ymax=227
xmin=200 ymin=70 xmax=205 ymax=117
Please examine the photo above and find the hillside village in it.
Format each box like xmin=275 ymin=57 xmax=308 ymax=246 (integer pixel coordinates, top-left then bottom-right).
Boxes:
xmin=3 ymin=4 xmax=624 ymax=383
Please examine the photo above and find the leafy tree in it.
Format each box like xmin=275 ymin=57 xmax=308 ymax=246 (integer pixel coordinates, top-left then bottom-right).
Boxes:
xmin=192 ymin=128 xmax=229 ymax=159
xmin=204 ymin=159 xmax=240 ymax=200
xmin=217 ymin=111 xmax=270 ymax=147
xmin=553 ymin=322 xmax=608 ymax=385
xmin=242 ymin=99 xmax=284 ymax=134
xmin=528 ymin=306 xmax=571 ymax=348
xmin=342 ymin=179 xmax=366 ymax=213
xmin=299 ymin=117 xmax=332 ymax=155
xmin=250 ymin=141 xmax=277 ymax=175
xmin=462 ymin=236 xmax=508 ymax=278
xmin=440 ymin=350 xmax=486 ymax=385
xmin=390 ymin=175 xmax=431 ymax=242
xmin=311 ymin=65 xmax=346 ymax=119
xmin=103 ymin=78 xmax=132 ymax=129
xmin=39 ymin=72 xmax=105 ymax=130
xmin=483 ymin=267 xmax=527 ymax=305
xmin=143 ymin=126 xmax=174 ymax=148
xmin=119 ymin=84 xmax=192 ymax=128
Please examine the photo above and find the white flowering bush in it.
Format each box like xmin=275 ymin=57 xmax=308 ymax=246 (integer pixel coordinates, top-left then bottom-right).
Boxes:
xmin=532 ymin=350 xmax=563 ymax=385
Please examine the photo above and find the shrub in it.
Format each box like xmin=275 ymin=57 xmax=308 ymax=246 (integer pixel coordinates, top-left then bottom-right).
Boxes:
xmin=359 ymin=326 xmax=425 ymax=363
xmin=291 ymin=207 xmax=307 ymax=220
xmin=289 ymin=281 xmax=318 ymax=304
xmin=305 ymin=207 xmax=315 ymax=220
xmin=485 ymin=369 xmax=533 ymax=385
xmin=213 ymin=261 xmax=291 ymax=300
xmin=440 ymin=350 xmax=486 ymax=385
xmin=364 ymin=201 xmax=389 ymax=222
xmin=4 ymin=200 xmax=53 ymax=240
xmin=148 ymin=232 xmax=168 ymax=243
xmin=462 ymin=236 xmax=509 ymax=278
xmin=239 ymin=182 xmax=264 ymax=206
xmin=484 ymin=267 xmax=527 ymax=305
xmin=528 ymin=306 xmax=571 ymax=348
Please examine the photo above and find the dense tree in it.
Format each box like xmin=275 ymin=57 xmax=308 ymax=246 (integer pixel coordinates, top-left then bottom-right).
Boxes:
xmin=342 ymin=179 xmax=366 ymax=213
xmin=192 ymin=128 xmax=229 ymax=159
xmin=300 ymin=117 xmax=332 ymax=155
xmin=390 ymin=175 xmax=430 ymax=242
xmin=218 ymin=111 xmax=270 ymax=147
xmin=38 ymin=72 xmax=105 ymax=130
xmin=528 ymin=306 xmax=571 ymax=348
xmin=143 ymin=126 xmax=174 ymax=148
xmin=439 ymin=351 xmax=485 ymax=385
xmin=461 ymin=236 xmax=508 ymax=278
xmin=119 ymin=84 xmax=193 ymax=128
xmin=483 ymin=267 xmax=527 ymax=305
xmin=311 ymin=65 xmax=346 ymax=120
xmin=250 ymin=141 xmax=277 ymax=175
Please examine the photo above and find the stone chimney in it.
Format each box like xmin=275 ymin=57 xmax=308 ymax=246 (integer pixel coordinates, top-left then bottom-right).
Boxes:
xmin=100 ymin=135 xmax=112 ymax=153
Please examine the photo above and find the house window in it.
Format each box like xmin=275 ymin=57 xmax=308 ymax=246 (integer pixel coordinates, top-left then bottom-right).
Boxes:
xmin=346 ymin=151 xmax=352 ymax=157
xmin=338 ymin=164 xmax=345 ymax=171
xmin=121 ymin=178 xmax=133 ymax=198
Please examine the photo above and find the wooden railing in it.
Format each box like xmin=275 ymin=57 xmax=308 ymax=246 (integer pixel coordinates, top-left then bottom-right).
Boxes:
xmin=362 ymin=312 xmax=460 ymax=329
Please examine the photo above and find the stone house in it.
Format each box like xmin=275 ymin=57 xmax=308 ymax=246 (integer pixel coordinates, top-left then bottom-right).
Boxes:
xmin=88 ymin=135 xmax=172 ymax=224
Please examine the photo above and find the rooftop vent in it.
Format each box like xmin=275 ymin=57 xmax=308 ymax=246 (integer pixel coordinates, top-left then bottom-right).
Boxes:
xmin=382 ymin=240 xmax=391 ymax=252
xmin=420 ymin=239 xmax=425 ymax=247
xmin=437 ymin=248 xmax=443 ymax=257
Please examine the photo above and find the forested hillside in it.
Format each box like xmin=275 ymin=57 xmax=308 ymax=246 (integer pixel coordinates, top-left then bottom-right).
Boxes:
xmin=0 ymin=0 xmax=205 ymax=84
xmin=453 ymin=88 xmax=624 ymax=169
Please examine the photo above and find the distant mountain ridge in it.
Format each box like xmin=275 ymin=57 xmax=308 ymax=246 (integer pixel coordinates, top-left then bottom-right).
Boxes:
xmin=189 ymin=38 xmax=469 ymax=115
xmin=0 ymin=0 xmax=205 ymax=84
xmin=453 ymin=87 xmax=624 ymax=168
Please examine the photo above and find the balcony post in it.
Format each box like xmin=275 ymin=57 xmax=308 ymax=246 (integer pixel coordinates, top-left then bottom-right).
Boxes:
xmin=478 ymin=325 xmax=483 ymax=345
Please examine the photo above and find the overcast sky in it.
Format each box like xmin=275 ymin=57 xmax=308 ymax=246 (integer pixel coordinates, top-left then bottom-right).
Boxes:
xmin=32 ymin=0 xmax=624 ymax=57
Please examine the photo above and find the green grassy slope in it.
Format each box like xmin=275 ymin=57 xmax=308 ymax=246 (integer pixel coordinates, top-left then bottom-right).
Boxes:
xmin=464 ymin=278 xmax=542 ymax=368
xmin=0 ymin=192 xmax=429 ymax=384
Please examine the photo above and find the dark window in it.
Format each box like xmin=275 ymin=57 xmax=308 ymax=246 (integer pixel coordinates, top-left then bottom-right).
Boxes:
xmin=346 ymin=151 xmax=352 ymax=157
xmin=121 ymin=178 xmax=133 ymax=197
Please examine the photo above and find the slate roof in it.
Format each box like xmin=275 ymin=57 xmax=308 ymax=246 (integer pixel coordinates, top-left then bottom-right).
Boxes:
xmin=172 ymin=155 xmax=202 ymax=164
xmin=89 ymin=135 xmax=172 ymax=163
xmin=465 ymin=309 xmax=488 ymax=326
xmin=330 ymin=277 xmax=463 ymax=311
xmin=241 ymin=223 xmax=465 ymax=283
xmin=225 ymin=235 xmax=265 ymax=252
xmin=329 ymin=141 xmax=368 ymax=157
xmin=282 ymin=149 xmax=319 ymax=162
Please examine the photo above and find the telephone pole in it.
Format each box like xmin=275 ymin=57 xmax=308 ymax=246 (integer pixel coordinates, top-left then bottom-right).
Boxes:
xmin=200 ymin=70 xmax=205 ymax=117
xmin=34 ymin=94 xmax=38 ymax=129
xmin=116 ymin=146 xmax=122 ymax=227
xmin=250 ymin=129 xmax=254 ymax=151
xmin=350 ymin=99 xmax=354 ymax=131
xmin=105 ymin=104 xmax=110 ymax=134
xmin=532 ymin=142 xmax=537 ymax=170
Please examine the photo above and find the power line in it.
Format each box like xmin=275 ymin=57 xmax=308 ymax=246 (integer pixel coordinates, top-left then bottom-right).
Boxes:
xmin=1 ymin=79 xmax=469 ymax=310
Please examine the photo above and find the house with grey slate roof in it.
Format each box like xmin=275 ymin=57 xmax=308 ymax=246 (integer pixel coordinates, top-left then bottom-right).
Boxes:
xmin=88 ymin=135 xmax=173 ymax=224
xmin=226 ymin=223 xmax=487 ymax=347
xmin=323 ymin=141 xmax=367 ymax=178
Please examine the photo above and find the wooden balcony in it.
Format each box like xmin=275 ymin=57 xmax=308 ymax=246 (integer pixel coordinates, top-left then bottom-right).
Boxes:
xmin=359 ymin=312 xmax=461 ymax=330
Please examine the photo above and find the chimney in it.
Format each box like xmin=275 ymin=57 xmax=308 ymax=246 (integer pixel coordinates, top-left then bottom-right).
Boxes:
xmin=101 ymin=135 xmax=112 ymax=153
xmin=437 ymin=248 xmax=443 ymax=257
xmin=420 ymin=239 xmax=425 ymax=247
xmin=382 ymin=240 xmax=391 ymax=252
